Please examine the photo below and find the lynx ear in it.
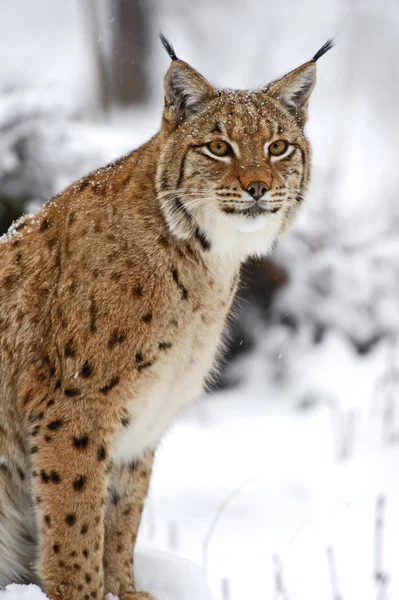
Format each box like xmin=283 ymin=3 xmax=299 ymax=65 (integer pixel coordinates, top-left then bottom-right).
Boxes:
xmin=266 ymin=62 xmax=316 ymax=124
xmin=160 ymin=34 xmax=217 ymax=123
xmin=266 ymin=39 xmax=334 ymax=125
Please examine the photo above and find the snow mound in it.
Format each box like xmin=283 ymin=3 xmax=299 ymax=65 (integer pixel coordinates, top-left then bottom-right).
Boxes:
xmin=0 ymin=549 xmax=213 ymax=600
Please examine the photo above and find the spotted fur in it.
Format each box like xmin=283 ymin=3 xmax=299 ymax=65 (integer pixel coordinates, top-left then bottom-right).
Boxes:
xmin=0 ymin=38 xmax=331 ymax=599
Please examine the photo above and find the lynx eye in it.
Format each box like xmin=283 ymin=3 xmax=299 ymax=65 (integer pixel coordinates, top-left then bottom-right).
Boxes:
xmin=208 ymin=140 xmax=231 ymax=157
xmin=269 ymin=140 xmax=289 ymax=157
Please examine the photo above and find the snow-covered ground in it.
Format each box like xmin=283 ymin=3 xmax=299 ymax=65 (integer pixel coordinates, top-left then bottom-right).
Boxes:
xmin=140 ymin=331 xmax=399 ymax=600
xmin=0 ymin=549 xmax=213 ymax=600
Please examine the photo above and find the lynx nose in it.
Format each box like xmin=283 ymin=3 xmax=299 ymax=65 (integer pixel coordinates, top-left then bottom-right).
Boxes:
xmin=246 ymin=181 xmax=269 ymax=201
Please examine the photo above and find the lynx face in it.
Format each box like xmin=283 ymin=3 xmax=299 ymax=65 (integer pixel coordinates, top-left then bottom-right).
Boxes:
xmin=156 ymin=39 xmax=332 ymax=258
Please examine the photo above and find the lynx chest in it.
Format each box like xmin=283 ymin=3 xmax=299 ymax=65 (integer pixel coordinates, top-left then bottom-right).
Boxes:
xmin=111 ymin=260 xmax=238 ymax=463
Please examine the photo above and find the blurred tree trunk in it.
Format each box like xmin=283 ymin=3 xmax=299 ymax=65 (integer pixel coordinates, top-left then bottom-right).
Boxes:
xmin=110 ymin=0 xmax=149 ymax=107
xmin=85 ymin=0 xmax=149 ymax=117
xmin=86 ymin=0 xmax=112 ymax=116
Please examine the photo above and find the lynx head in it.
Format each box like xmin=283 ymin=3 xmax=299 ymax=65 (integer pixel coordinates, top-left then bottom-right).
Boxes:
xmin=156 ymin=35 xmax=333 ymax=259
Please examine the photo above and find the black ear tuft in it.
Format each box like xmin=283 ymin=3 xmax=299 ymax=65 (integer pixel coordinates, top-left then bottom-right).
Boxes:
xmin=312 ymin=39 xmax=335 ymax=63
xmin=160 ymin=33 xmax=178 ymax=61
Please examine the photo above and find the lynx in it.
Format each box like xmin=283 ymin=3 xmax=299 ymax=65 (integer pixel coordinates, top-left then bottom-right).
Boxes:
xmin=0 ymin=36 xmax=333 ymax=599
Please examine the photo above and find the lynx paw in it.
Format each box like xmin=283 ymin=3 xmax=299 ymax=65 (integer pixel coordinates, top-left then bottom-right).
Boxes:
xmin=119 ymin=593 xmax=156 ymax=600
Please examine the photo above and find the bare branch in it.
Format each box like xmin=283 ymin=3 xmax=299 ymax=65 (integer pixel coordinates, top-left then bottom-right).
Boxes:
xmin=221 ymin=577 xmax=231 ymax=600
xmin=168 ymin=520 xmax=179 ymax=552
xmin=273 ymin=553 xmax=290 ymax=600
xmin=326 ymin=546 xmax=343 ymax=600
xmin=374 ymin=495 xmax=387 ymax=583
xmin=202 ymin=476 xmax=258 ymax=575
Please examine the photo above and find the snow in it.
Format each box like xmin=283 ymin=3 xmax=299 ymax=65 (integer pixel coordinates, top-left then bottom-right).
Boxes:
xmin=143 ymin=332 xmax=399 ymax=599
xmin=0 ymin=585 xmax=46 ymax=600
xmin=0 ymin=550 xmax=213 ymax=600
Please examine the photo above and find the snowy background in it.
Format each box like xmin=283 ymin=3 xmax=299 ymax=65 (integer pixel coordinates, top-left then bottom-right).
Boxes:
xmin=1 ymin=0 xmax=399 ymax=599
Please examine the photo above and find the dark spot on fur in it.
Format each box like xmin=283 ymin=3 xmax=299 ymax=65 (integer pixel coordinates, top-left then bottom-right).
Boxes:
xmin=66 ymin=513 xmax=77 ymax=526
xmin=171 ymin=268 xmax=188 ymax=299
xmin=133 ymin=285 xmax=143 ymax=297
xmin=73 ymin=563 xmax=81 ymax=570
xmin=29 ymin=412 xmax=44 ymax=423
xmin=137 ymin=361 xmax=154 ymax=372
xmin=30 ymin=445 xmax=39 ymax=454
xmin=17 ymin=467 xmax=25 ymax=480
xmin=47 ymin=399 xmax=55 ymax=408
xmin=41 ymin=470 xmax=61 ymax=484
xmin=97 ymin=446 xmax=107 ymax=461
xmin=121 ymin=416 xmax=130 ymax=427
xmin=142 ymin=312 xmax=152 ymax=323
xmin=64 ymin=388 xmax=81 ymax=397
xmin=73 ymin=475 xmax=87 ymax=491
xmin=65 ymin=340 xmax=76 ymax=357
xmin=80 ymin=524 xmax=88 ymax=535
xmin=31 ymin=425 xmax=41 ymax=437
xmin=4 ymin=274 xmax=19 ymax=288
xmin=15 ymin=221 xmax=26 ymax=231
xmin=159 ymin=342 xmax=172 ymax=350
xmin=23 ymin=392 xmax=33 ymax=406
xmin=53 ymin=544 xmax=60 ymax=553
xmin=195 ymin=227 xmax=211 ymax=251
xmin=100 ymin=375 xmax=119 ymax=394
xmin=73 ymin=435 xmax=89 ymax=449
xmin=44 ymin=435 xmax=52 ymax=442
xmin=111 ymin=491 xmax=121 ymax=506
xmin=83 ymin=549 xmax=89 ymax=558
xmin=55 ymin=379 xmax=62 ymax=390
xmin=81 ymin=361 xmax=94 ymax=378
xmin=158 ymin=235 xmax=171 ymax=247
xmin=108 ymin=329 xmax=127 ymax=349
xmin=40 ymin=219 xmax=52 ymax=232
xmin=135 ymin=351 xmax=143 ymax=363
xmin=48 ymin=419 xmax=63 ymax=431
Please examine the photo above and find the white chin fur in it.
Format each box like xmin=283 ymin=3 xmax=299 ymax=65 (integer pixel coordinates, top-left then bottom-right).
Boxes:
xmin=197 ymin=205 xmax=283 ymax=260
xmin=233 ymin=215 xmax=269 ymax=233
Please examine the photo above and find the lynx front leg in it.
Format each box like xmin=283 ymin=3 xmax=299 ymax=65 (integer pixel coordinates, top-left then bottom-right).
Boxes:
xmin=104 ymin=450 xmax=155 ymax=599
xmin=31 ymin=409 xmax=113 ymax=600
